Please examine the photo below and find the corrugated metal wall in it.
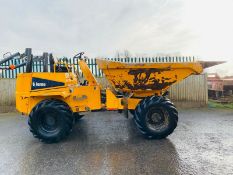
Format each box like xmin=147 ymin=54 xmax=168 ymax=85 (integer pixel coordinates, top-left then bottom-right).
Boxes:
xmin=168 ymin=74 xmax=208 ymax=107
xmin=0 ymin=74 xmax=207 ymax=112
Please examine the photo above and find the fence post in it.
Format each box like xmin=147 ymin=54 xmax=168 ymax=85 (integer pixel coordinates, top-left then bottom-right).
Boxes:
xmin=43 ymin=52 xmax=48 ymax=72
xmin=25 ymin=48 xmax=33 ymax=73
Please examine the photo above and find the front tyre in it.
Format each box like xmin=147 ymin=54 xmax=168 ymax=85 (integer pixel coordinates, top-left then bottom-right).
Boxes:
xmin=28 ymin=99 xmax=73 ymax=143
xmin=134 ymin=96 xmax=178 ymax=139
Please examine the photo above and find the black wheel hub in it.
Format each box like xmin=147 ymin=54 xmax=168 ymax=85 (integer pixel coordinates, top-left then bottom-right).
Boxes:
xmin=39 ymin=111 xmax=58 ymax=132
xmin=150 ymin=112 xmax=164 ymax=125
xmin=146 ymin=107 xmax=169 ymax=131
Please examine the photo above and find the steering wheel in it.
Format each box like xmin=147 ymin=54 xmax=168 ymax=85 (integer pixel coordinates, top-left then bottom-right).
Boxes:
xmin=73 ymin=52 xmax=85 ymax=60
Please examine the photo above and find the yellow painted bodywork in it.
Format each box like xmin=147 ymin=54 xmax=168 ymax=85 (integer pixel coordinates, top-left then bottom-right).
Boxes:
xmin=16 ymin=71 xmax=102 ymax=115
xmin=96 ymin=59 xmax=203 ymax=97
xmin=78 ymin=60 xmax=99 ymax=86
xmin=105 ymin=89 xmax=141 ymax=110
xmin=16 ymin=58 xmax=204 ymax=115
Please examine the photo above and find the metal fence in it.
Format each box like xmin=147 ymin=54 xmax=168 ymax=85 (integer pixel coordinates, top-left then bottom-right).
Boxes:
xmin=0 ymin=56 xmax=195 ymax=78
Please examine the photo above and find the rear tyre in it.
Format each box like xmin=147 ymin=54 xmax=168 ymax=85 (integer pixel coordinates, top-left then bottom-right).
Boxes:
xmin=134 ymin=96 xmax=178 ymax=139
xmin=28 ymin=99 xmax=73 ymax=143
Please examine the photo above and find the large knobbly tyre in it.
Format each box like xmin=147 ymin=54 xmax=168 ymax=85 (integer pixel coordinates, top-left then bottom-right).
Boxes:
xmin=134 ymin=96 xmax=178 ymax=139
xmin=28 ymin=99 xmax=73 ymax=143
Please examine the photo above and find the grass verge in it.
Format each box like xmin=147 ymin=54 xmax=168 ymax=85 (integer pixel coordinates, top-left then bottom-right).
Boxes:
xmin=208 ymin=100 xmax=233 ymax=109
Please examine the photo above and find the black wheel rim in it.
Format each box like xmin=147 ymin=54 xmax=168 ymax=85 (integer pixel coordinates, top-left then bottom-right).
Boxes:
xmin=38 ymin=109 xmax=59 ymax=133
xmin=145 ymin=107 xmax=169 ymax=132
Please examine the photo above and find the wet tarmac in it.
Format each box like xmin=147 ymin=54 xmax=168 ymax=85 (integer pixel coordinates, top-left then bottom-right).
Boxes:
xmin=0 ymin=109 xmax=232 ymax=175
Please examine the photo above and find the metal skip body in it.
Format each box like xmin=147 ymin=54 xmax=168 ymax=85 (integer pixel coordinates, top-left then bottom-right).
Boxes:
xmin=96 ymin=59 xmax=224 ymax=97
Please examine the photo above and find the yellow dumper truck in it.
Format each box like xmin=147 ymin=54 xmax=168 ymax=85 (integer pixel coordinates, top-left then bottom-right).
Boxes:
xmin=13 ymin=49 xmax=222 ymax=143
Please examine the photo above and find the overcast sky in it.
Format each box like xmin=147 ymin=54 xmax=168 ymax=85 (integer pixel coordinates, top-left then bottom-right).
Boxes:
xmin=0 ymin=0 xmax=232 ymax=75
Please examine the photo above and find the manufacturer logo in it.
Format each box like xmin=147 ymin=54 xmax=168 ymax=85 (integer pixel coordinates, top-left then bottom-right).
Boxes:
xmin=31 ymin=77 xmax=65 ymax=90
xmin=32 ymin=82 xmax=46 ymax=87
